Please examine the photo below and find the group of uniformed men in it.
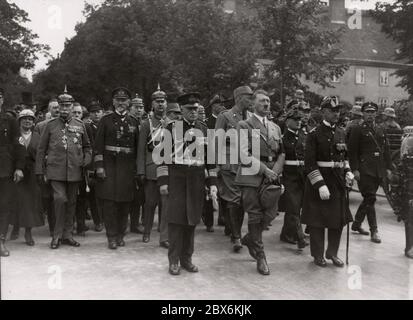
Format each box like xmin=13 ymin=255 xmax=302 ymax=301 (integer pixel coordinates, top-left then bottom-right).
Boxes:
xmin=0 ymin=84 xmax=408 ymax=277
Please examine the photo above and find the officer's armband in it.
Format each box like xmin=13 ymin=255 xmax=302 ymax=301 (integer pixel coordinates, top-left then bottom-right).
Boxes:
xmin=157 ymin=165 xmax=169 ymax=187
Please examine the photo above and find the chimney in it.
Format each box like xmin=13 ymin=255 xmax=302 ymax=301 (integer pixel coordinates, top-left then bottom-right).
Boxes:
xmin=330 ymin=0 xmax=346 ymax=24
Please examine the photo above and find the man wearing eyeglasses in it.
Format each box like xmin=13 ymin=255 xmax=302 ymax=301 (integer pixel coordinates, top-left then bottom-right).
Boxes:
xmin=348 ymin=102 xmax=392 ymax=244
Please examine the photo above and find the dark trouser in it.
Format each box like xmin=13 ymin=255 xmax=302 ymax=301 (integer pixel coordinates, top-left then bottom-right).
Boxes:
xmin=405 ymin=207 xmax=413 ymax=254
xmin=75 ymin=180 xmax=87 ymax=232
xmin=309 ymin=226 xmax=342 ymax=259
xmin=50 ymin=181 xmax=79 ymax=240
xmin=228 ymin=205 xmax=244 ymax=240
xmin=0 ymin=178 xmax=12 ymax=240
xmin=354 ymin=174 xmax=381 ymax=232
xmin=143 ymin=180 xmax=161 ymax=236
xmin=168 ymin=223 xmax=195 ymax=265
xmin=130 ymin=187 xmax=145 ymax=230
xmin=102 ymin=200 xmax=130 ymax=242
xmin=88 ymin=185 xmax=102 ymax=226
xmin=202 ymin=198 xmax=214 ymax=228
xmin=40 ymin=183 xmax=55 ymax=234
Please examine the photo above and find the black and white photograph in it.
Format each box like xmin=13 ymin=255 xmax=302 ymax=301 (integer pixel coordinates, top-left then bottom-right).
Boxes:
xmin=1 ymin=0 xmax=413 ymax=304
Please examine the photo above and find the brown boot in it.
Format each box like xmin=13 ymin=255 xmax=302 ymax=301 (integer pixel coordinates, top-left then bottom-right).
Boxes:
xmin=256 ymin=252 xmax=270 ymax=275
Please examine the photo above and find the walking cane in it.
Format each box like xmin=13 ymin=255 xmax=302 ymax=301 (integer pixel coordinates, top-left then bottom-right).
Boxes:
xmin=345 ymin=186 xmax=350 ymax=265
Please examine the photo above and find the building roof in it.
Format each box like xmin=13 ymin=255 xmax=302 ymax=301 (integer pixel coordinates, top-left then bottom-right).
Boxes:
xmin=334 ymin=13 xmax=411 ymax=68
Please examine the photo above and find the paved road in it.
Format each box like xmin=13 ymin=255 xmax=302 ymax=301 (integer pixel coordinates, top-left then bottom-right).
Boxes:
xmin=1 ymin=191 xmax=412 ymax=300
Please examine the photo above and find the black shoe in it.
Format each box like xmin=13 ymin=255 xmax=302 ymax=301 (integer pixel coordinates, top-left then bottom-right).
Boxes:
xmin=0 ymin=240 xmax=10 ymax=257
xmin=232 ymin=238 xmax=243 ymax=253
xmin=50 ymin=238 xmax=60 ymax=249
xmin=280 ymin=234 xmax=297 ymax=245
xmin=256 ymin=254 xmax=270 ymax=275
xmin=143 ymin=235 xmax=150 ymax=243
xmin=181 ymin=262 xmax=199 ymax=273
xmin=108 ymin=240 xmax=117 ymax=250
xmin=371 ymin=231 xmax=382 ymax=243
xmin=61 ymin=238 xmax=80 ymax=247
xmin=117 ymin=239 xmax=125 ymax=247
xmin=24 ymin=233 xmax=35 ymax=246
xmin=94 ymin=224 xmax=104 ymax=232
xmin=206 ymin=226 xmax=214 ymax=233
xmin=169 ymin=264 xmax=181 ymax=276
xmin=241 ymin=234 xmax=257 ymax=260
xmin=351 ymin=225 xmax=369 ymax=236
xmin=326 ymin=255 xmax=344 ymax=268
xmin=297 ymin=239 xmax=309 ymax=249
xmin=160 ymin=241 xmax=169 ymax=249
xmin=314 ymin=257 xmax=327 ymax=267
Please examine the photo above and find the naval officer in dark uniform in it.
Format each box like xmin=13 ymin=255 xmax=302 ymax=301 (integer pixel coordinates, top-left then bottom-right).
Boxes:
xmin=156 ymin=92 xmax=218 ymax=276
xmin=94 ymin=87 xmax=139 ymax=249
xmin=301 ymin=96 xmax=354 ymax=267
xmin=348 ymin=101 xmax=392 ymax=243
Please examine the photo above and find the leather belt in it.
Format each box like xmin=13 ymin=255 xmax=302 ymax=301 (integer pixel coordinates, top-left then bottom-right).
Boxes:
xmin=285 ymin=160 xmax=304 ymax=166
xmin=104 ymin=145 xmax=134 ymax=154
xmin=317 ymin=161 xmax=345 ymax=168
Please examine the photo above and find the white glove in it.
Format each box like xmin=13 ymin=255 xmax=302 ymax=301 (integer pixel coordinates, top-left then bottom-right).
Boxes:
xmin=210 ymin=185 xmax=218 ymax=198
xmin=281 ymin=184 xmax=285 ymax=195
xmin=319 ymin=185 xmax=331 ymax=200
xmin=345 ymin=171 xmax=355 ymax=187
xmin=160 ymin=185 xmax=169 ymax=196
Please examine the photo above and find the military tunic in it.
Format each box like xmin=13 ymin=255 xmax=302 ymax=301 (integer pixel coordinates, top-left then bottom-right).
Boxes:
xmin=94 ymin=112 xmax=139 ymax=202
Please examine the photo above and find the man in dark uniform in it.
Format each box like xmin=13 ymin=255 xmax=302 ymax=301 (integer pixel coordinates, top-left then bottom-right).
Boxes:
xmin=137 ymin=87 xmax=168 ymax=247
xmin=0 ymin=88 xmax=25 ymax=257
xmin=128 ymin=95 xmax=145 ymax=234
xmin=94 ymin=87 xmax=139 ymax=249
xmin=280 ymin=108 xmax=308 ymax=249
xmin=156 ymin=92 xmax=218 ymax=275
xmin=84 ymin=101 xmax=104 ymax=232
xmin=235 ymin=90 xmax=285 ymax=275
xmin=348 ymin=102 xmax=392 ymax=243
xmin=36 ymin=88 xmax=92 ymax=249
xmin=301 ymin=96 xmax=354 ymax=267
xmin=215 ymin=86 xmax=253 ymax=252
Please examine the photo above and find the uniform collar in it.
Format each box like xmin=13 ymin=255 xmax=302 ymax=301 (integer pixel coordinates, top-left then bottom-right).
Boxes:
xmin=287 ymin=128 xmax=299 ymax=135
xmin=253 ymin=113 xmax=266 ymax=125
xmin=183 ymin=117 xmax=195 ymax=127
xmin=115 ymin=110 xmax=127 ymax=118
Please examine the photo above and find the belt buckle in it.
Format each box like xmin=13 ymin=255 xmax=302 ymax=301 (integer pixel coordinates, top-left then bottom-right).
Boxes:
xmin=374 ymin=152 xmax=380 ymax=157
xmin=268 ymin=156 xmax=273 ymax=162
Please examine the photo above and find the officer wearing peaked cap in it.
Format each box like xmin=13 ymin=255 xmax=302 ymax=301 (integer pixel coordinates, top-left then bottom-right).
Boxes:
xmin=157 ymin=92 xmax=218 ymax=275
xmin=280 ymin=108 xmax=308 ymax=249
xmin=36 ymin=87 xmax=92 ymax=249
xmin=94 ymin=87 xmax=139 ymax=249
xmin=301 ymin=96 xmax=354 ymax=268
xmin=137 ymin=85 xmax=168 ymax=247
xmin=348 ymin=101 xmax=392 ymax=243
xmin=215 ymin=86 xmax=253 ymax=252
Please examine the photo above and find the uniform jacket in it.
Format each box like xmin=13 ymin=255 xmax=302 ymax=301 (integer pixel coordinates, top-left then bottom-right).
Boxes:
xmin=156 ymin=119 xmax=217 ymax=226
xmin=0 ymin=111 xmax=25 ymax=178
xmin=137 ymin=115 xmax=164 ymax=181
xmin=235 ymin=114 xmax=285 ymax=188
xmin=348 ymin=122 xmax=391 ymax=178
xmin=94 ymin=111 xmax=139 ymax=202
xmin=35 ymin=117 xmax=92 ymax=182
xmin=215 ymin=106 xmax=244 ymax=173
xmin=206 ymin=114 xmax=218 ymax=130
xmin=301 ymin=121 xmax=353 ymax=229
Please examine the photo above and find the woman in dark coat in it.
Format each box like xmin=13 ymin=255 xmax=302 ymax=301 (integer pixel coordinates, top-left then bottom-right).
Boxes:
xmin=9 ymin=109 xmax=44 ymax=245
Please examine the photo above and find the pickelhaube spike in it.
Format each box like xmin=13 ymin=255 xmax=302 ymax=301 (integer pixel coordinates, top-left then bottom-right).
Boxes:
xmin=151 ymin=83 xmax=167 ymax=101
xmin=64 ymin=85 xmax=68 ymax=94
xmin=58 ymin=85 xmax=74 ymax=104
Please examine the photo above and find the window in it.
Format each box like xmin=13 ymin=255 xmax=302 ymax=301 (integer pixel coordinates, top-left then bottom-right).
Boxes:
xmin=379 ymin=70 xmax=389 ymax=86
xmin=355 ymin=68 xmax=365 ymax=84
xmin=331 ymin=75 xmax=340 ymax=83
xmin=379 ymin=97 xmax=389 ymax=107
xmin=355 ymin=97 xmax=365 ymax=105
